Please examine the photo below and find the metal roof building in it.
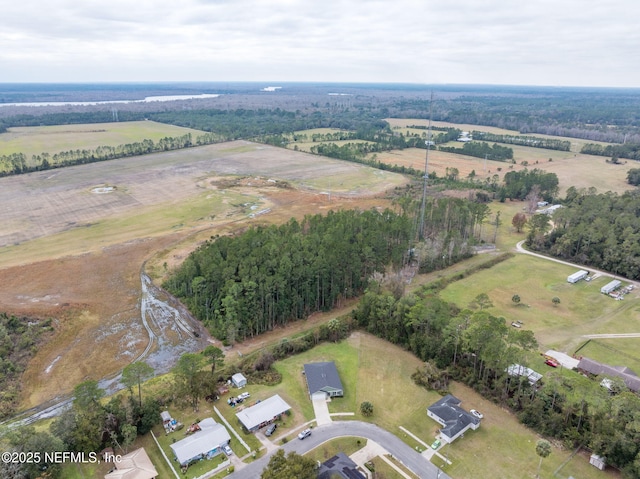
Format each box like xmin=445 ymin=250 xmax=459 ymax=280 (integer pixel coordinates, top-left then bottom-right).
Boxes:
xmin=236 ymin=394 xmax=291 ymax=432
xmin=601 ymin=279 xmax=621 ymax=294
xmin=169 ymin=418 xmax=231 ymax=467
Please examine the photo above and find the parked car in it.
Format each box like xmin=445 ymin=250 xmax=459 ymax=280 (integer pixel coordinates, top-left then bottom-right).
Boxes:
xmin=265 ymin=423 xmax=277 ymax=437
xmin=238 ymin=392 xmax=251 ymax=400
xmin=545 ymin=358 xmax=559 ymax=368
xmin=470 ymin=409 xmax=484 ymax=419
xmin=511 ymin=322 xmax=521 ymax=328
xmin=298 ymin=428 xmax=312 ymax=440
xmin=431 ymin=439 xmax=441 ymax=450
xmin=223 ymin=444 xmax=233 ymax=456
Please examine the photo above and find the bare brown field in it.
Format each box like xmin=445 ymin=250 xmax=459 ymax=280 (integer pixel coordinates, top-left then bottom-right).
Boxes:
xmin=0 ymin=120 xmax=205 ymax=161
xmin=0 ymin=141 xmax=408 ymax=409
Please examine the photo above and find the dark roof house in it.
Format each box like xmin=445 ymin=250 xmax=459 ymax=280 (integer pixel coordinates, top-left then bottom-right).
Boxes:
xmin=317 ymin=452 xmax=366 ymax=479
xmin=303 ymin=362 xmax=344 ymax=400
xmin=427 ymin=394 xmax=480 ymax=443
xmin=577 ymin=357 xmax=640 ymax=392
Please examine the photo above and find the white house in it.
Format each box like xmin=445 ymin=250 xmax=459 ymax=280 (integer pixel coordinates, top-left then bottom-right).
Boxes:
xmin=427 ymin=394 xmax=480 ymax=443
xmin=236 ymin=394 xmax=291 ymax=432
xmin=169 ymin=418 xmax=231 ymax=467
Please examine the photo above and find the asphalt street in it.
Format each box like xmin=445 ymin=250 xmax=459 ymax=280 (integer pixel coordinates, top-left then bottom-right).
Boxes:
xmin=227 ymin=420 xmax=451 ymax=479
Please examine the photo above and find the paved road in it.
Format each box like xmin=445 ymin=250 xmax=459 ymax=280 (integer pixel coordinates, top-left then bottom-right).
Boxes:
xmin=227 ymin=421 xmax=450 ymax=479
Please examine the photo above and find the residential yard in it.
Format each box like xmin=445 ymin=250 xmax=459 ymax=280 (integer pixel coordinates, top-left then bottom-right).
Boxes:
xmin=303 ymin=436 xmax=367 ymax=463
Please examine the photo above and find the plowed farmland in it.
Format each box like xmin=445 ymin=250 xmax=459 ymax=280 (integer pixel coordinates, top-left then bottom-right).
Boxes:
xmin=0 ymin=139 xmax=408 ymax=410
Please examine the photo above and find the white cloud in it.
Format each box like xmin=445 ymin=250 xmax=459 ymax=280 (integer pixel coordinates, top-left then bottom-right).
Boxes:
xmin=1 ymin=0 xmax=639 ymax=86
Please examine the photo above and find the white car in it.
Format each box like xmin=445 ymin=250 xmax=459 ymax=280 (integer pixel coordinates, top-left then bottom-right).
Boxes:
xmin=223 ymin=444 xmax=233 ymax=455
xmin=470 ymin=409 xmax=484 ymax=419
xmin=298 ymin=428 xmax=312 ymax=440
xmin=238 ymin=392 xmax=250 ymax=400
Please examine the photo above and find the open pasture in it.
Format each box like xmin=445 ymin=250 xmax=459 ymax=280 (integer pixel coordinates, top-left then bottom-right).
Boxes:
xmin=0 ymin=120 xmax=205 ymax=163
xmin=439 ymin=254 xmax=640 ymax=354
xmin=384 ymin=119 xmax=636 ymax=195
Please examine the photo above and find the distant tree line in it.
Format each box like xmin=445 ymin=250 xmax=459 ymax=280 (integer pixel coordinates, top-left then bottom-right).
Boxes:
xmin=439 ymin=142 xmax=514 ymax=161
xmin=164 ymin=209 xmax=412 ymax=343
xmin=472 ymin=132 xmax=571 ymax=151
xmin=581 ymin=142 xmax=640 ymax=161
xmin=529 ymin=188 xmax=640 ymax=279
xmin=0 ymin=133 xmax=215 ymax=176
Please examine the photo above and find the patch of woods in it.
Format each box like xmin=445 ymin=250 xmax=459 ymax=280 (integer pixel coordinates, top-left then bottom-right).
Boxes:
xmin=0 ymin=313 xmax=53 ymax=419
xmin=164 ymin=209 xmax=412 ymax=343
xmin=354 ymin=279 xmax=640 ymax=478
xmin=529 ymin=188 xmax=640 ymax=279
xmin=165 ymin=198 xmax=491 ymax=344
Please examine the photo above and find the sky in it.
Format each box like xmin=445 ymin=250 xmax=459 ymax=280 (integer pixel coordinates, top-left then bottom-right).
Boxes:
xmin=2 ymin=0 xmax=639 ymax=88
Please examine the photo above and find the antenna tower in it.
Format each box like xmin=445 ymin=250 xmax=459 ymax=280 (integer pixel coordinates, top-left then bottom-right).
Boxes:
xmin=418 ymin=92 xmax=433 ymax=240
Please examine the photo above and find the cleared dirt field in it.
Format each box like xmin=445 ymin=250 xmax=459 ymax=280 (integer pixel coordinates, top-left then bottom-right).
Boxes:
xmin=0 ymin=140 xmax=407 ymax=409
xmin=0 ymin=120 xmax=205 ymax=163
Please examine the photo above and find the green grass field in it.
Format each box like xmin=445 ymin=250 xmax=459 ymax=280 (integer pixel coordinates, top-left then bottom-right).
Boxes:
xmin=439 ymin=254 xmax=640 ymax=353
xmin=0 ymin=121 xmax=206 ymax=163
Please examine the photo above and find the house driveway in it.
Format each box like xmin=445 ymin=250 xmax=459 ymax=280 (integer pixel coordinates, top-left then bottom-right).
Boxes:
xmin=312 ymin=398 xmax=332 ymax=426
xmin=254 ymin=430 xmax=279 ymax=454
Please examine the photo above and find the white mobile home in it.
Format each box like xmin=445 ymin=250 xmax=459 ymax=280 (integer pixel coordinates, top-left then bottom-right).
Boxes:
xmin=601 ymin=280 xmax=621 ymax=294
xmin=567 ymin=270 xmax=588 ymax=283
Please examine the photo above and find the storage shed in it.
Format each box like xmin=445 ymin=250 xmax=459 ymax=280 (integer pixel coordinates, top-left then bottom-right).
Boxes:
xmin=601 ymin=280 xmax=621 ymax=294
xmin=590 ymin=454 xmax=606 ymax=470
xmin=567 ymin=270 xmax=588 ymax=283
xmin=231 ymin=373 xmax=247 ymax=388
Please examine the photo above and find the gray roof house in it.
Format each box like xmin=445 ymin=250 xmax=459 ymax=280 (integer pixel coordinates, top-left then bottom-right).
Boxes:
xmin=236 ymin=394 xmax=291 ymax=432
xmin=577 ymin=357 xmax=640 ymax=392
xmin=303 ymin=362 xmax=344 ymax=400
xmin=169 ymin=418 xmax=231 ymax=467
xmin=317 ymin=452 xmax=366 ymax=479
xmin=427 ymin=394 xmax=480 ymax=443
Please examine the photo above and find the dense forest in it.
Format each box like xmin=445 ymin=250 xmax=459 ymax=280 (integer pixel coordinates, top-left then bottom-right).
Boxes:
xmin=164 ymin=209 xmax=413 ymax=342
xmin=529 ymin=188 xmax=640 ymax=279
xmin=353 ymin=278 xmax=640 ymax=478
xmin=164 ymin=195 xmax=491 ymax=343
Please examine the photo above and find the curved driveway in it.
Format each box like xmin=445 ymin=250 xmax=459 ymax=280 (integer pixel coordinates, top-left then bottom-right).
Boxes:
xmin=228 ymin=421 xmax=450 ymax=479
